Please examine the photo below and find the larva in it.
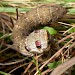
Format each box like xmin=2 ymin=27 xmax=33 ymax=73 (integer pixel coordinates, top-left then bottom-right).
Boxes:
xmin=12 ymin=4 xmax=67 ymax=56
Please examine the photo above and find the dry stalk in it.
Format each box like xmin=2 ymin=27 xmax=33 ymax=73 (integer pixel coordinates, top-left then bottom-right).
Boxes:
xmin=34 ymin=38 xmax=74 ymax=75
xmin=50 ymin=56 xmax=75 ymax=75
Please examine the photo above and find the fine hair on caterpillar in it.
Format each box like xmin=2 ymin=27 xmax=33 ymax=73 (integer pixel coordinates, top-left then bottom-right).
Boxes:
xmin=12 ymin=3 xmax=67 ymax=56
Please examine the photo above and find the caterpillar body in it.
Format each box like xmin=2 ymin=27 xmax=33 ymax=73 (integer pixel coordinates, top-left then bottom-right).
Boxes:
xmin=12 ymin=4 xmax=67 ymax=56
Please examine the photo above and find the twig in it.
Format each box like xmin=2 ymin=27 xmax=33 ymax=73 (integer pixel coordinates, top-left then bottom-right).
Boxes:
xmin=50 ymin=56 xmax=75 ymax=75
xmin=23 ymin=54 xmax=42 ymax=75
xmin=0 ymin=40 xmax=4 ymax=49
xmin=58 ymin=32 xmax=75 ymax=44
xmin=34 ymin=38 xmax=74 ymax=75
xmin=1 ymin=18 xmax=13 ymax=31
xmin=41 ymin=69 xmax=52 ymax=75
xmin=64 ymin=42 xmax=75 ymax=55
xmin=23 ymin=61 xmax=33 ymax=74
xmin=35 ymin=53 xmax=39 ymax=74
xmin=16 ymin=8 xmax=18 ymax=20
xmin=63 ymin=27 xmax=74 ymax=35
xmin=9 ymin=63 xmax=29 ymax=73
xmin=58 ymin=22 xmax=70 ymax=26
xmin=0 ymin=46 xmax=12 ymax=53
xmin=10 ymin=16 xmax=14 ymax=27
xmin=0 ymin=33 xmax=12 ymax=39
xmin=0 ymin=40 xmax=18 ymax=52
xmin=0 ymin=57 xmax=28 ymax=65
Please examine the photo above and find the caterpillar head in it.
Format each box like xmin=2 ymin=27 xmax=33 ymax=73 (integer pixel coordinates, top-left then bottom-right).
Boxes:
xmin=25 ymin=29 xmax=50 ymax=56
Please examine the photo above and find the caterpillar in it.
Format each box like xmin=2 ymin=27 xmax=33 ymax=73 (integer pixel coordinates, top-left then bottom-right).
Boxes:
xmin=12 ymin=4 xmax=67 ymax=56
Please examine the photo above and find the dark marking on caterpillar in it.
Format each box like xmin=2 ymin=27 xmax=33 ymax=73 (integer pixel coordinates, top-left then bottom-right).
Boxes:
xmin=12 ymin=4 xmax=67 ymax=56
